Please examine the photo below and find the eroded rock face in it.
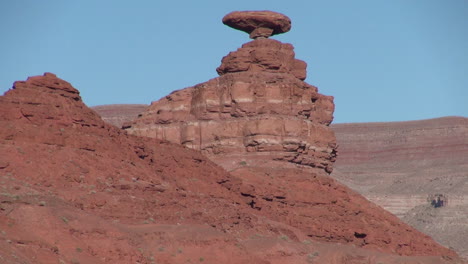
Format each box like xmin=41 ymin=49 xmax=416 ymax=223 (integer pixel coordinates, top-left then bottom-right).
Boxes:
xmin=127 ymin=71 xmax=335 ymax=173
xmin=216 ymin=38 xmax=307 ymax=80
xmin=91 ymin=11 xmax=464 ymax=260
xmin=126 ymin=16 xmax=335 ymax=174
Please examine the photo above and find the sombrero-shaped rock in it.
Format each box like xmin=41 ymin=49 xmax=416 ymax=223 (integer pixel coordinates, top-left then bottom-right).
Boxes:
xmin=222 ymin=11 xmax=291 ymax=39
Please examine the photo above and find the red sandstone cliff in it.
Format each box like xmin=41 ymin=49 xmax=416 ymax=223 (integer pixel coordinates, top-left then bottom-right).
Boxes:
xmin=125 ymin=38 xmax=336 ymax=175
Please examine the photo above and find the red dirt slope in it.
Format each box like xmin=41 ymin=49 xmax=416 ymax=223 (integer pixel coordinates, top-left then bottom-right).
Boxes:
xmin=330 ymin=117 xmax=468 ymax=259
xmin=0 ymin=73 xmax=463 ymax=263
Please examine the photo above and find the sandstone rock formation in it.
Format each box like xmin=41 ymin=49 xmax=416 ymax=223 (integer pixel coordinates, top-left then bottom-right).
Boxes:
xmin=2 ymin=73 xmax=463 ymax=263
xmin=2 ymin=10 xmax=465 ymax=263
xmin=0 ymin=73 xmax=264 ymax=263
xmin=125 ymin=11 xmax=335 ymax=175
xmin=95 ymin=99 xmax=468 ymax=261
xmin=216 ymin=38 xmax=308 ymax=80
xmin=222 ymin=11 xmax=291 ymax=39
xmin=121 ymin=10 xmax=463 ymax=260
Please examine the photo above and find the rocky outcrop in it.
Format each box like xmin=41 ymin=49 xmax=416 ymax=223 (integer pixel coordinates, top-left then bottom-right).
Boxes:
xmin=95 ymin=100 xmax=468 ymax=260
xmin=121 ymin=10 xmax=463 ymax=259
xmin=0 ymin=73 xmax=267 ymax=263
xmin=125 ymin=12 xmax=336 ymax=174
xmin=2 ymin=10 xmax=464 ymax=263
xmin=216 ymin=38 xmax=308 ymax=80
xmin=2 ymin=73 xmax=462 ymax=263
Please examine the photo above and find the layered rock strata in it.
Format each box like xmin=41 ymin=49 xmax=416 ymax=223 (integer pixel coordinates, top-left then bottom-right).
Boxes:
xmin=125 ymin=13 xmax=336 ymax=174
xmin=331 ymin=117 xmax=468 ymax=258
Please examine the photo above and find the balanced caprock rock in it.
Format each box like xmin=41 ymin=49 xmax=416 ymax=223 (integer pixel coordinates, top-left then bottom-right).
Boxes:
xmin=125 ymin=10 xmax=336 ymax=174
xmin=222 ymin=11 xmax=292 ymax=39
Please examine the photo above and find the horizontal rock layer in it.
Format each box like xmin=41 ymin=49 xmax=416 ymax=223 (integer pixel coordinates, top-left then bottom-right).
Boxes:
xmin=331 ymin=116 xmax=468 ymax=258
xmin=126 ymin=71 xmax=336 ymax=173
xmin=217 ymin=38 xmax=307 ymax=80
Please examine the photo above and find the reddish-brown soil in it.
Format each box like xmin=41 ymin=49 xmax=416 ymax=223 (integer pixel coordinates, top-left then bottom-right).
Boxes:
xmin=1 ymin=74 xmax=464 ymax=263
xmin=0 ymin=73 xmax=262 ymax=263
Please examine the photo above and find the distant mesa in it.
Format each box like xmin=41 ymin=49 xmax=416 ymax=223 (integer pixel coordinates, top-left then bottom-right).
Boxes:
xmin=222 ymin=10 xmax=291 ymax=39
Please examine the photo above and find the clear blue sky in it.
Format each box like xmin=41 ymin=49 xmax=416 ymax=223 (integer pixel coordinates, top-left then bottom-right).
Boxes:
xmin=1 ymin=0 xmax=466 ymax=123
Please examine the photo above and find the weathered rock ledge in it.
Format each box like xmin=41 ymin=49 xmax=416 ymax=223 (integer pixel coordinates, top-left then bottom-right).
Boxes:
xmin=125 ymin=11 xmax=336 ymax=174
